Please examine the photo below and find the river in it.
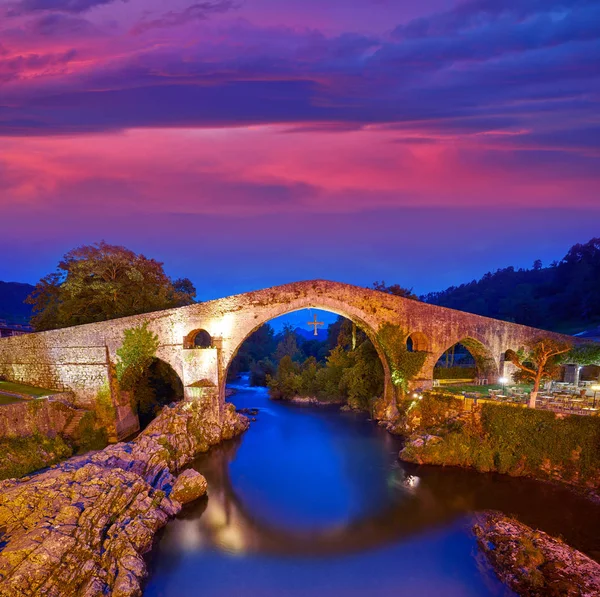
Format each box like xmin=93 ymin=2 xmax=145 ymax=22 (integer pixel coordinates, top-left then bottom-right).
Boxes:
xmin=144 ymin=375 xmax=600 ymax=596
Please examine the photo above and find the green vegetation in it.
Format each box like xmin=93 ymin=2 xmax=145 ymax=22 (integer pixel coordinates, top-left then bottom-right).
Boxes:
xmin=0 ymin=434 xmax=73 ymax=481
xmin=566 ymin=343 xmax=600 ymax=366
xmin=0 ymin=381 xmax=56 ymax=398
xmin=26 ymin=241 xmax=196 ymax=331
xmin=378 ymin=323 xmax=427 ymax=391
xmin=116 ymin=323 xmax=182 ymax=428
xmin=116 ymin=323 xmax=160 ymax=389
xmin=401 ymin=394 xmax=600 ymax=490
xmin=268 ymin=321 xmax=385 ymax=411
xmin=74 ymin=411 xmax=109 ymax=454
xmin=372 ymin=281 xmax=418 ymax=300
xmin=433 ymin=366 xmax=477 ymax=380
xmin=438 ymin=383 xmax=533 ymax=395
xmin=0 ymin=395 xmax=26 ymax=406
xmin=506 ymin=338 xmax=572 ymax=408
xmin=422 ymin=237 xmax=600 ymax=333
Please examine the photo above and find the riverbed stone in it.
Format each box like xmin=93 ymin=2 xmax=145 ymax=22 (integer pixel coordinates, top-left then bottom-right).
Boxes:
xmin=172 ymin=469 xmax=208 ymax=504
xmin=0 ymin=399 xmax=249 ymax=597
xmin=474 ymin=511 xmax=600 ymax=596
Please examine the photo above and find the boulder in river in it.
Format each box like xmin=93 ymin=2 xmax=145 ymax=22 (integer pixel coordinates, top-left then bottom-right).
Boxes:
xmin=172 ymin=469 xmax=208 ymax=504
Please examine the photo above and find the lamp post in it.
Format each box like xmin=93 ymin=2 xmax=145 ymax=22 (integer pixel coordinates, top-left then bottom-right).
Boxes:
xmin=499 ymin=377 xmax=508 ymax=397
xmin=591 ymin=384 xmax=600 ymax=408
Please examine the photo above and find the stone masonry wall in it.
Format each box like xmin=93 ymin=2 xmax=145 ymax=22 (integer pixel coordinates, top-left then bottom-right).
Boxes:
xmin=0 ymin=398 xmax=80 ymax=440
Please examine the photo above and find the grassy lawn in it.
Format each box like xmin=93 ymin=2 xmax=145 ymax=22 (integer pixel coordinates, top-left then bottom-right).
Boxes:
xmin=438 ymin=383 xmax=533 ymax=395
xmin=0 ymin=394 xmax=27 ymax=405
xmin=0 ymin=381 xmax=57 ymax=399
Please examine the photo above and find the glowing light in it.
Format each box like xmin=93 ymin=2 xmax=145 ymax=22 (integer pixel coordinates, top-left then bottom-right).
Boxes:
xmin=404 ymin=475 xmax=420 ymax=489
xmin=213 ymin=312 xmax=235 ymax=339
xmin=499 ymin=377 xmax=508 ymax=384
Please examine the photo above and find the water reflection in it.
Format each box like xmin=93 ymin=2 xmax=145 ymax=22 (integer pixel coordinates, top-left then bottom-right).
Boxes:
xmin=144 ymin=378 xmax=600 ymax=597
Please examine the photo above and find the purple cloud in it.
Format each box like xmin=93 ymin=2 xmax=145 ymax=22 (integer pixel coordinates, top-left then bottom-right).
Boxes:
xmin=0 ymin=48 xmax=77 ymax=82
xmin=29 ymin=13 xmax=98 ymax=36
xmin=0 ymin=0 xmax=597 ymax=173
xmin=6 ymin=0 xmax=125 ymax=15
xmin=131 ymin=1 xmax=239 ymax=35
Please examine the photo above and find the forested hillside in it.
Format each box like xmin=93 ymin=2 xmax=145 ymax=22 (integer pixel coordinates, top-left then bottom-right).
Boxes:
xmin=0 ymin=282 xmax=34 ymax=324
xmin=421 ymin=238 xmax=600 ymax=333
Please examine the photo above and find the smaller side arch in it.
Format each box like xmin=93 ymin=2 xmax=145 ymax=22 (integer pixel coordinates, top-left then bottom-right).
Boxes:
xmin=435 ymin=336 xmax=499 ymax=382
xmin=406 ymin=331 xmax=430 ymax=353
xmin=184 ymin=329 xmax=213 ymax=349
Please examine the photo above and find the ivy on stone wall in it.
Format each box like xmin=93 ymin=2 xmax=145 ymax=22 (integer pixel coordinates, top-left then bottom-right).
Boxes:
xmin=116 ymin=322 xmax=160 ymax=390
xmin=377 ymin=323 xmax=428 ymax=391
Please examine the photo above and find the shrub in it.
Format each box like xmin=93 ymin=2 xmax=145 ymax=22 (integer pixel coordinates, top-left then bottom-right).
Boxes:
xmin=0 ymin=434 xmax=73 ymax=480
xmin=403 ymin=395 xmax=600 ymax=489
xmin=74 ymin=411 xmax=108 ymax=453
xmin=433 ymin=366 xmax=477 ymax=380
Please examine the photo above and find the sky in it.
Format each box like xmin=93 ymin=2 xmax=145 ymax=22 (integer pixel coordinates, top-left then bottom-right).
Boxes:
xmin=0 ymin=0 xmax=599 ymax=300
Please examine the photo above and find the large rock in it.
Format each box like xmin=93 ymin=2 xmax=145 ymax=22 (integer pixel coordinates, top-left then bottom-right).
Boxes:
xmin=474 ymin=511 xmax=600 ymax=596
xmin=171 ymin=469 xmax=208 ymax=505
xmin=0 ymin=399 xmax=249 ymax=597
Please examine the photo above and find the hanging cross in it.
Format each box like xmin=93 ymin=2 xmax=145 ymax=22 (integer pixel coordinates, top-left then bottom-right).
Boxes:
xmin=307 ymin=313 xmax=324 ymax=336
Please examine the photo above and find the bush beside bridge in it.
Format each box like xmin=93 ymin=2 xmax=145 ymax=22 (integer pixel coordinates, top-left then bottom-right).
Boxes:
xmin=399 ymin=393 xmax=600 ymax=497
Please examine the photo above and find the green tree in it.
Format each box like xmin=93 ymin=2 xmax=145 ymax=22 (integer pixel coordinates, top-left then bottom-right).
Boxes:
xmin=565 ymin=343 xmax=600 ymax=367
xmin=274 ymin=324 xmax=303 ymax=362
xmin=506 ymin=338 xmax=572 ymax=408
xmin=267 ymin=355 xmax=302 ymax=400
xmin=249 ymin=358 xmax=276 ymax=386
xmin=372 ymin=281 xmax=418 ymax=300
xmin=26 ymin=241 xmax=196 ymax=330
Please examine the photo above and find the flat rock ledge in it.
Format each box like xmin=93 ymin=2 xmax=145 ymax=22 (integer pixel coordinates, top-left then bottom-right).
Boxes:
xmin=473 ymin=511 xmax=600 ymax=597
xmin=0 ymin=401 xmax=248 ymax=597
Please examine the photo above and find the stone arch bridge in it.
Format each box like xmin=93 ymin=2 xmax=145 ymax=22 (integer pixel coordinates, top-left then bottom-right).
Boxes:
xmin=0 ymin=280 xmax=572 ymax=440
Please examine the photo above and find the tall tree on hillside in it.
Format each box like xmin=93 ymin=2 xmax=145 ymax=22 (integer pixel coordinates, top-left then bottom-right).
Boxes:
xmin=274 ymin=324 xmax=303 ymax=362
xmin=505 ymin=338 xmax=572 ymax=409
xmin=26 ymin=242 xmax=196 ymax=331
xmin=372 ymin=281 xmax=418 ymax=300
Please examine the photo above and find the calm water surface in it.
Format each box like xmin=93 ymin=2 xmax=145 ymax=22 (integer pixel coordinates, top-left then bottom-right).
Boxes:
xmin=145 ymin=376 xmax=600 ymax=597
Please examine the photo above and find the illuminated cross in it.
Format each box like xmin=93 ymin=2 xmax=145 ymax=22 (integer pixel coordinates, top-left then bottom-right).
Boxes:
xmin=307 ymin=313 xmax=324 ymax=336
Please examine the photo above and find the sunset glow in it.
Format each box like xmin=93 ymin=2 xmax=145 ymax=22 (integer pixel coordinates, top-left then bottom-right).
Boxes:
xmin=1 ymin=0 xmax=599 ymax=295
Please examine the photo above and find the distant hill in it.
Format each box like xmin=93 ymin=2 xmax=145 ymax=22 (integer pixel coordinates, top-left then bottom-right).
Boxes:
xmin=0 ymin=282 xmax=34 ymax=324
xmin=422 ymin=238 xmax=600 ymax=334
xmin=293 ymin=326 xmax=328 ymax=342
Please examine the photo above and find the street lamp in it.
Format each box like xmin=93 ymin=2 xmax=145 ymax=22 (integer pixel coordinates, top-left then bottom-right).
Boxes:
xmin=499 ymin=377 xmax=508 ymax=396
xmin=591 ymin=384 xmax=600 ymax=408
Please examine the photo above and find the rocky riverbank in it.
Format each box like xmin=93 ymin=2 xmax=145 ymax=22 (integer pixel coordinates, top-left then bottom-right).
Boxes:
xmin=474 ymin=511 xmax=600 ymax=596
xmin=0 ymin=399 xmax=248 ymax=597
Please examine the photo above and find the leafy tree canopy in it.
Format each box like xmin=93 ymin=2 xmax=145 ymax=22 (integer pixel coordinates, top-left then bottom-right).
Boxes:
xmin=372 ymin=281 xmax=418 ymax=300
xmin=26 ymin=241 xmax=196 ymax=330
xmin=565 ymin=343 xmax=600 ymax=366
xmin=505 ymin=338 xmax=572 ymax=407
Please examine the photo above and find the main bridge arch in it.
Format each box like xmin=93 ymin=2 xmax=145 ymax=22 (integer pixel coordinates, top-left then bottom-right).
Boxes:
xmin=213 ymin=295 xmax=395 ymax=416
